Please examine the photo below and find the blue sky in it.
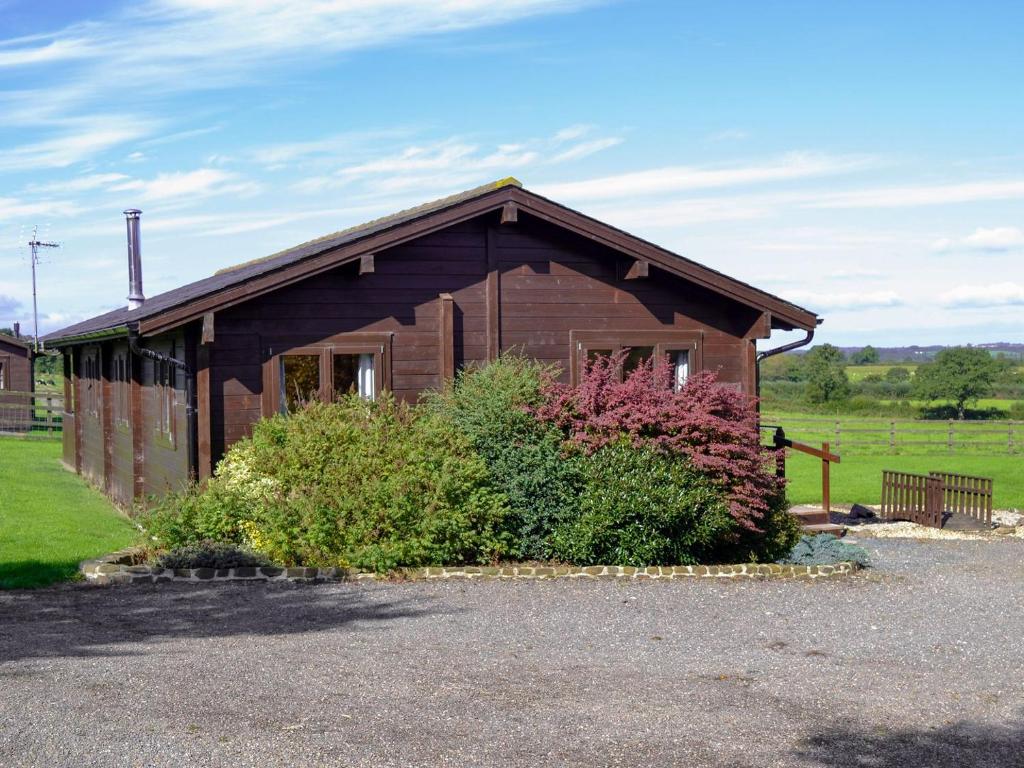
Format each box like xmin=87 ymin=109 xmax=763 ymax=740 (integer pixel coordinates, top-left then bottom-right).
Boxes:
xmin=1 ymin=0 xmax=1022 ymax=347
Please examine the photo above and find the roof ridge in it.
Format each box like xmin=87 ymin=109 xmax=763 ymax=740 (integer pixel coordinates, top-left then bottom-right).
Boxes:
xmin=214 ymin=177 xmax=521 ymax=276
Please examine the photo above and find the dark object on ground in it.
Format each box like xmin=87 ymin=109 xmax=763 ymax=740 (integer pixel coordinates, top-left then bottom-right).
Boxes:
xmin=849 ymin=504 xmax=877 ymax=520
xmin=153 ymin=541 xmax=272 ymax=570
xmin=782 ymin=534 xmax=870 ymax=567
xmin=942 ymin=512 xmax=991 ymax=532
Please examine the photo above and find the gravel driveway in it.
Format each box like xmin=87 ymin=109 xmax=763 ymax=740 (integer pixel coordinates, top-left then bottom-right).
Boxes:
xmin=2 ymin=537 xmax=1023 ymax=767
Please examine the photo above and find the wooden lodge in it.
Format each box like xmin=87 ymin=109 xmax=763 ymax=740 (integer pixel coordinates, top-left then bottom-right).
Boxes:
xmin=44 ymin=179 xmax=821 ymax=506
xmin=0 ymin=329 xmax=32 ymax=394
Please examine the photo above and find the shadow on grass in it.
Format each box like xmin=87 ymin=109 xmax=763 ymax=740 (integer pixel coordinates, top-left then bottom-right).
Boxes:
xmin=0 ymin=559 xmax=84 ymax=590
xmin=794 ymin=719 xmax=1024 ymax=767
xmin=0 ymin=581 xmax=448 ymax=664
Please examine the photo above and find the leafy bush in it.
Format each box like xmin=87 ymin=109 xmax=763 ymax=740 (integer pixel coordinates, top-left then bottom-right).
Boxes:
xmin=141 ymin=395 xmax=509 ymax=572
xmin=423 ymin=356 xmax=582 ymax=561
xmin=782 ymin=534 xmax=870 ymax=567
xmin=535 ymin=353 xmax=785 ymax=534
xmin=549 ymin=441 xmax=735 ymax=566
xmin=153 ymin=540 xmax=272 ymax=570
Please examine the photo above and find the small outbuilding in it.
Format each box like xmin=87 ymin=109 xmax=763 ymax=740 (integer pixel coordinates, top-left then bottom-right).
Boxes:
xmin=44 ymin=179 xmax=821 ymax=505
xmin=0 ymin=330 xmax=32 ymax=393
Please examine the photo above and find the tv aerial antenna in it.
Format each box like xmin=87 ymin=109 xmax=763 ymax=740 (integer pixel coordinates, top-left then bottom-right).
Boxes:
xmin=28 ymin=225 xmax=60 ymax=352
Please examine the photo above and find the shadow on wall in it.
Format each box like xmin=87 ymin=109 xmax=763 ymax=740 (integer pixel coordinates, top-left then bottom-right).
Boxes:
xmin=0 ymin=582 xmax=450 ymax=664
xmin=794 ymin=719 xmax=1024 ymax=768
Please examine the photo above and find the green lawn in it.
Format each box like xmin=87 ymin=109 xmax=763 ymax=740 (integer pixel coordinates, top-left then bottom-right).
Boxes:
xmin=0 ymin=437 xmax=136 ymax=589
xmin=783 ymin=451 xmax=1024 ymax=509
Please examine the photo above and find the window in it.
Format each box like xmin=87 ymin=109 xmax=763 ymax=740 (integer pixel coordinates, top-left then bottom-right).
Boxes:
xmin=155 ymin=342 xmax=177 ymax=441
xmin=113 ymin=352 xmax=130 ymax=427
xmin=273 ymin=339 xmax=388 ymax=415
xmin=280 ymin=354 xmax=321 ymax=413
xmin=570 ymin=330 xmax=701 ymax=391
xmin=0 ymin=359 xmax=5 ymax=390
xmin=81 ymin=350 xmax=100 ymax=417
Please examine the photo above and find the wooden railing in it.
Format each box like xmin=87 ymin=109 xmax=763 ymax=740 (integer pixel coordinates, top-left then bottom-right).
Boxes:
xmin=0 ymin=391 xmax=64 ymax=435
xmin=880 ymin=470 xmax=993 ymax=528
xmin=929 ymin=471 xmax=993 ymax=525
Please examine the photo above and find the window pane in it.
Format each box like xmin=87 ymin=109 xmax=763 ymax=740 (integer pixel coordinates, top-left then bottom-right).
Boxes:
xmin=357 ymin=353 xmax=375 ymax=400
xmin=623 ymin=346 xmax=655 ymax=376
xmin=333 ymin=353 xmax=358 ymax=397
xmin=586 ymin=348 xmax=613 ymax=364
xmin=669 ymin=349 xmax=690 ymax=391
xmin=282 ymin=354 xmax=320 ymax=413
xmin=333 ymin=353 xmax=376 ymax=400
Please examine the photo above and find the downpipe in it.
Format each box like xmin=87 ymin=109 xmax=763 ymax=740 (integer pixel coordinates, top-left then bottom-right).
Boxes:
xmin=754 ymin=328 xmax=815 ymax=401
xmin=128 ymin=326 xmax=199 ymax=481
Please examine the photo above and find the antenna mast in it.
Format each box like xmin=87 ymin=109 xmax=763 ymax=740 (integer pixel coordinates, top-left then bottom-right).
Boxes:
xmin=28 ymin=226 xmax=59 ymax=352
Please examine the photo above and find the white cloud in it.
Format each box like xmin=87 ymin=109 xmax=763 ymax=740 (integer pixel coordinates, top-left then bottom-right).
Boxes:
xmin=931 ymin=226 xmax=1024 ymax=253
xmin=0 ymin=294 xmax=22 ymax=317
xmin=549 ymin=137 xmax=623 ymax=163
xmin=783 ymin=290 xmax=904 ymax=311
xmin=0 ymin=196 xmax=81 ymax=221
xmin=537 ymin=152 xmax=874 ymax=201
xmin=110 ymin=168 xmax=260 ymax=202
xmin=0 ymin=37 xmax=95 ymax=67
xmin=0 ymin=118 xmax=152 ymax=171
xmin=811 ymin=180 xmax=1024 ymax=209
xmin=939 ymin=282 xmax=1024 ymax=308
xmin=27 ymin=173 xmax=130 ymax=194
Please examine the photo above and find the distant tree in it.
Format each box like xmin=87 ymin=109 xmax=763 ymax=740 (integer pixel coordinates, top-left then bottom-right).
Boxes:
xmin=759 ymin=353 xmax=806 ymax=382
xmin=803 ymin=344 xmax=850 ymax=403
xmin=912 ymin=347 xmax=1000 ymax=419
xmin=0 ymin=326 xmax=14 ymax=337
xmin=885 ymin=366 xmax=911 ymax=383
xmin=849 ymin=345 xmax=880 ymax=365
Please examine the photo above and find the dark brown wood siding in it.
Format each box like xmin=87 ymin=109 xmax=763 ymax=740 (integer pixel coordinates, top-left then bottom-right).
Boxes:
xmin=0 ymin=337 xmax=32 ymax=393
xmin=78 ymin=345 xmax=104 ymax=488
xmin=140 ymin=331 xmax=190 ymax=496
xmin=205 ymin=212 xmax=764 ymax=466
xmin=108 ymin=340 xmax=134 ymax=506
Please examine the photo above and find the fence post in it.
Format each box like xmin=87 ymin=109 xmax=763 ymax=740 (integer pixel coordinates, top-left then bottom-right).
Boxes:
xmin=822 ymin=441 xmax=831 ymax=515
xmin=947 ymin=420 xmax=954 ymax=452
xmin=1010 ymin=422 xmax=1015 ymax=454
xmin=45 ymin=396 xmax=53 ymax=435
xmin=889 ymin=420 xmax=896 ymax=452
xmin=835 ymin=419 xmax=841 ymax=451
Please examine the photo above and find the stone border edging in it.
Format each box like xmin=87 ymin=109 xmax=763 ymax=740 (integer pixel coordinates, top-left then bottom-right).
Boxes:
xmin=81 ymin=550 xmax=860 ymax=585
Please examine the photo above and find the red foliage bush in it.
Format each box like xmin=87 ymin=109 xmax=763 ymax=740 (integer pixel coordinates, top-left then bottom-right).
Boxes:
xmin=535 ymin=351 xmax=784 ymax=531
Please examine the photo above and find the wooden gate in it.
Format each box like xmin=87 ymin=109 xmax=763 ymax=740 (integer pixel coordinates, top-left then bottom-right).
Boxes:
xmin=929 ymin=472 xmax=993 ymax=525
xmin=880 ymin=470 xmax=943 ymax=528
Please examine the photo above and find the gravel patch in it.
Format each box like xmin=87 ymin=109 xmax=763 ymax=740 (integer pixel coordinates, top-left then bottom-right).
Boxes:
xmin=1 ymin=538 xmax=1023 ymax=767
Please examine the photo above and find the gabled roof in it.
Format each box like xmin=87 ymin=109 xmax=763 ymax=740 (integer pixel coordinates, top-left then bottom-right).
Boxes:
xmin=44 ymin=178 xmax=820 ymax=345
xmin=0 ymin=333 xmax=32 ymax=352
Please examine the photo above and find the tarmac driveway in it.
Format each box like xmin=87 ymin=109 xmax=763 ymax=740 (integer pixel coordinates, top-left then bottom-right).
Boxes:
xmin=1 ymin=537 xmax=1022 ymax=767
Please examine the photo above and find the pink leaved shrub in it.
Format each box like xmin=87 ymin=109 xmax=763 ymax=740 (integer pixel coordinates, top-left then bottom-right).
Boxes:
xmin=534 ymin=351 xmax=785 ymax=532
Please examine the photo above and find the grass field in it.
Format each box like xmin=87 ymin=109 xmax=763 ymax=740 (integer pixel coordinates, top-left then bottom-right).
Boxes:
xmin=0 ymin=437 xmax=135 ymax=589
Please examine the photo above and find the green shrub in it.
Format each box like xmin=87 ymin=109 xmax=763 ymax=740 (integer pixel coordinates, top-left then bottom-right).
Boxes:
xmin=549 ymin=441 xmax=736 ymax=566
xmin=782 ymin=534 xmax=870 ymax=567
xmin=424 ymin=355 xmax=583 ymax=560
xmin=153 ymin=541 xmax=272 ymax=570
xmin=141 ymin=395 xmax=509 ymax=572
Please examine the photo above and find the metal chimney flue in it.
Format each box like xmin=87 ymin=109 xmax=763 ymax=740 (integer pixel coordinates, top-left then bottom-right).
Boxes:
xmin=124 ymin=208 xmax=145 ymax=310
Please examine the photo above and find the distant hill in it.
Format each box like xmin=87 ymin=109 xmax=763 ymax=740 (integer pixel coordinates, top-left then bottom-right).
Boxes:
xmin=794 ymin=343 xmax=1024 ymax=363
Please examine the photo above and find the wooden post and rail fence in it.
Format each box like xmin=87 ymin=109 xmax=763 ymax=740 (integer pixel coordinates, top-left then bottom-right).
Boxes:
xmin=0 ymin=390 xmax=63 ymax=435
xmin=765 ymin=416 xmax=1021 ymax=455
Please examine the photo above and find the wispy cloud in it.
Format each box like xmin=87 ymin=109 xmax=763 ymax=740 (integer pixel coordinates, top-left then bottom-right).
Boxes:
xmin=537 ymin=151 xmax=875 ymax=201
xmin=939 ymin=282 xmax=1024 ymax=308
xmin=550 ymin=137 xmax=623 ymax=163
xmin=783 ymin=289 xmax=904 ymax=311
xmin=811 ymin=179 xmax=1024 ymax=208
xmin=0 ymin=117 xmax=153 ymax=171
xmin=931 ymin=226 xmax=1024 ymax=253
xmin=0 ymin=196 xmax=81 ymax=222
xmin=27 ymin=173 xmax=130 ymax=195
xmin=110 ymin=168 xmax=260 ymax=203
